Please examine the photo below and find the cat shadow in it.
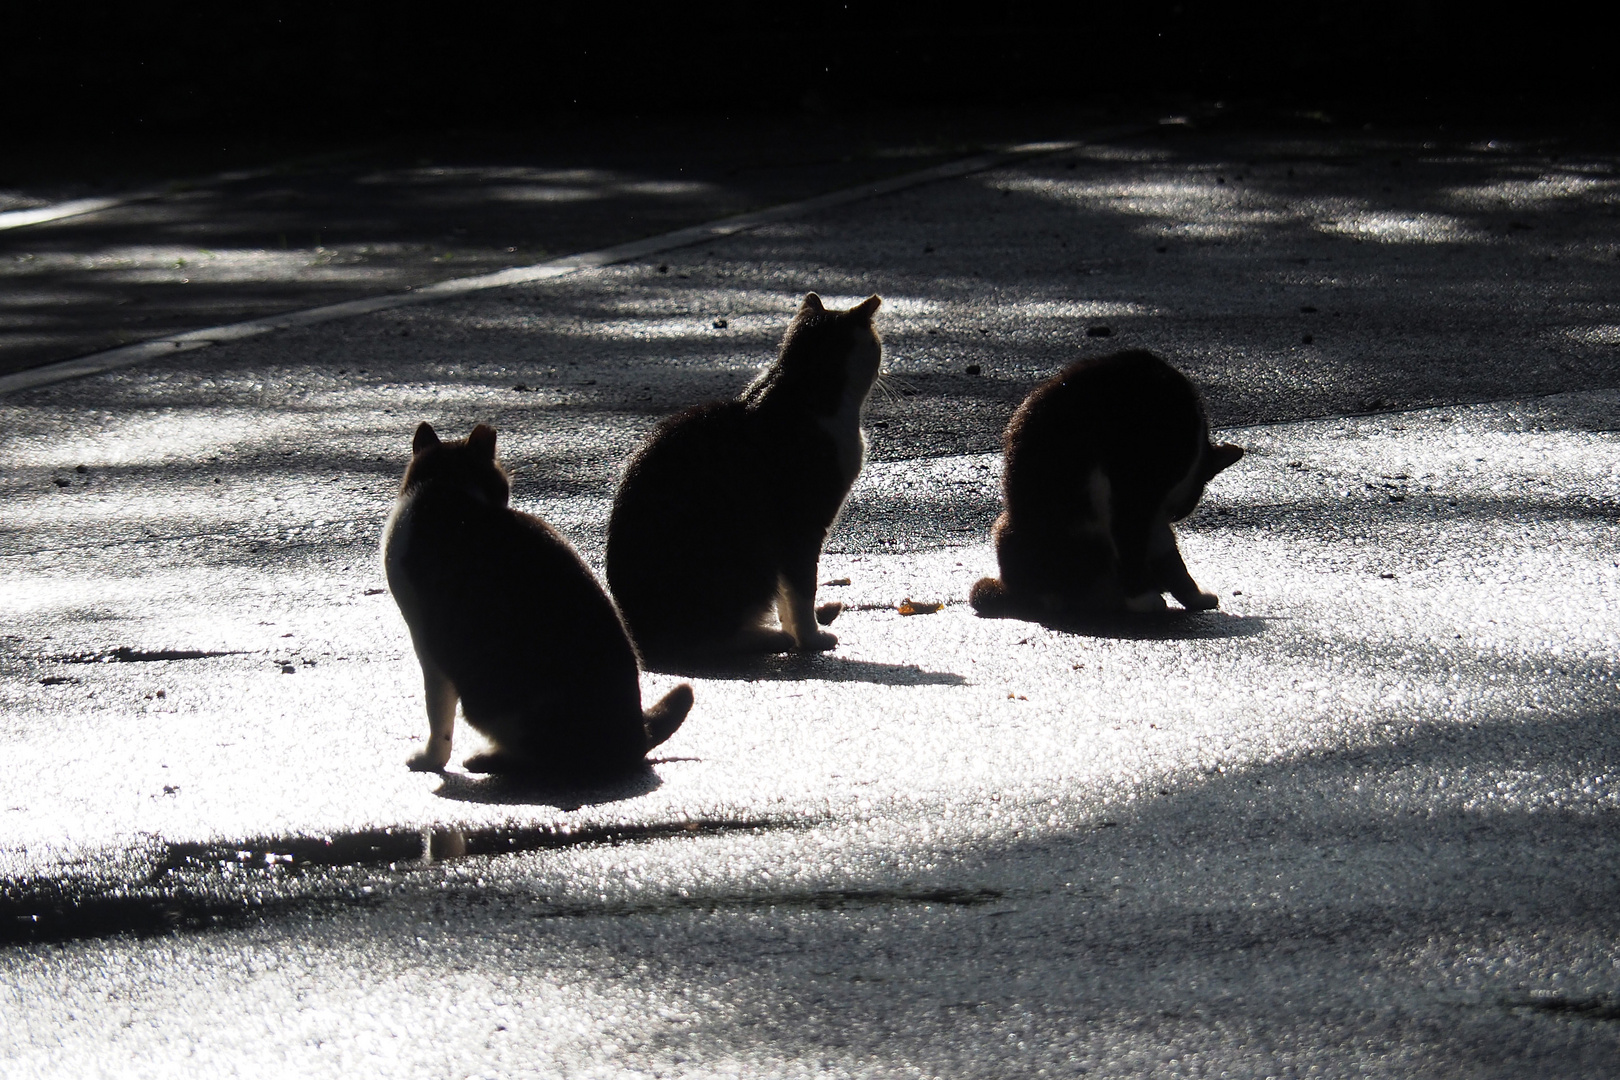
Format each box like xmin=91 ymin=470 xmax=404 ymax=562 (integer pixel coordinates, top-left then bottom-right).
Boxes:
xmin=646 ymin=653 xmax=967 ymax=686
xmin=431 ymin=763 xmax=662 ymax=810
xmin=990 ymin=608 xmax=1269 ymax=642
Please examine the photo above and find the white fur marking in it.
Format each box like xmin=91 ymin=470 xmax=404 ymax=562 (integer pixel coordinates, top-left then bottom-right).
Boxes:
xmin=817 ymin=342 xmax=873 ymax=486
xmin=1067 ymin=467 xmax=1115 ymax=547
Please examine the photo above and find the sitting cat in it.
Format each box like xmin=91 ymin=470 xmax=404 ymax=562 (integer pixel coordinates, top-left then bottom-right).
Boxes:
xmin=381 ymin=422 xmax=693 ymax=778
xmin=970 ymin=349 xmax=1242 ymax=618
xmin=606 ymin=292 xmax=883 ymax=666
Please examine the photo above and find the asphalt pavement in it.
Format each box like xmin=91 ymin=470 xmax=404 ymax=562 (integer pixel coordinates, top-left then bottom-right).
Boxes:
xmin=0 ymin=110 xmax=1104 ymax=379
xmin=2 ymin=118 xmax=1619 ymax=1077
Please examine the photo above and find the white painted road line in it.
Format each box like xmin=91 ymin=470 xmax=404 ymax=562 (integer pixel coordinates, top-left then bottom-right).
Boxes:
xmin=0 ymin=196 xmax=132 ymax=231
xmin=0 ymin=168 xmax=274 ymax=232
xmin=0 ymin=134 xmax=1136 ymax=397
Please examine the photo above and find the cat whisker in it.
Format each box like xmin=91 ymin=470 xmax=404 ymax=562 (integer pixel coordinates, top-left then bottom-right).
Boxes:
xmin=873 ymin=372 xmax=914 ymax=407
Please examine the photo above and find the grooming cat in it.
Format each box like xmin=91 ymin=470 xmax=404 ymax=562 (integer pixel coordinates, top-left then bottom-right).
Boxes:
xmin=381 ymin=422 xmax=693 ymax=778
xmin=970 ymin=349 xmax=1242 ymax=618
xmin=606 ymin=292 xmax=883 ymax=666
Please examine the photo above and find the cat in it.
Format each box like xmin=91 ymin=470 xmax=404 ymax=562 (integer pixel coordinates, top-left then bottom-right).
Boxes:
xmin=605 ymin=292 xmax=883 ymax=667
xmin=970 ymin=349 xmax=1242 ymax=618
xmin=381 ymin=422 xmax=693 ymax=779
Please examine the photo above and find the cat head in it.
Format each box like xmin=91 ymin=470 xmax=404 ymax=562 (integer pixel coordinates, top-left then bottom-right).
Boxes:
xmin=1166 ymin=438 xmax=1243 ymax=521
xmin=745 ymin=293 xmax=883 ymax=414
xmin=399 ymin=422 xmax=512 ymax=507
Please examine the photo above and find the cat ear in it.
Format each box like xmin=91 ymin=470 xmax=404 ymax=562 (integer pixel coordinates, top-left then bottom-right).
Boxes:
xmin=1209 ymin=442 xmax=1244 ymax=475
xmin=853 ymin=294 xmax=881 ymax=319
xmin=468 ymin=424 xmax=498 ymax=459
xmin=801 ymin=292 xmax=825 ymax=314
xmin=412 ymin=422 xmax=440 ymax=454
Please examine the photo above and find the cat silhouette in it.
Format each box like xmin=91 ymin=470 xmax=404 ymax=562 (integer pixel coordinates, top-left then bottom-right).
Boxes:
xmin=606 ymin=293 xmax=883 ymax=666
xmin=971 ymin=350 xmax=1242 ymax=618
xmin=382 ymin=422 xmax=692 ymax=778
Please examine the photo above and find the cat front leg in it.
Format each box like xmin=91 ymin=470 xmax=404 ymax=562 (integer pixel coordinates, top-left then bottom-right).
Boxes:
xmin=1112 ymin=496 xmax=1172 ymax=613
xmin=408 ymin=652 xmax=457 ymax=770
xmin=1149 ymin=524 xmax=1218 ymax=610
xmin=778 ymin=559 xmax=837 ymax=652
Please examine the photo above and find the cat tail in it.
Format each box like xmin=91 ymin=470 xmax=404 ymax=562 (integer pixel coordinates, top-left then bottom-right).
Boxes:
xmin=643 ymin=683 xmax=694 ymax=751
xmin=969 ymin=576 xmax=1014 ymax=617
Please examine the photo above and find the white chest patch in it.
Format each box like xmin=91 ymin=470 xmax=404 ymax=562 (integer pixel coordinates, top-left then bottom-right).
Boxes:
xmin=818 ymin=369 xmax=869 ymax=485
xmin=381 ymin=494 xmax=414 ymax=569
xmin=380 ymin=493 xmax=420 ymax=610
xmin=1067 ymin=466 xmax=1114 ymax=545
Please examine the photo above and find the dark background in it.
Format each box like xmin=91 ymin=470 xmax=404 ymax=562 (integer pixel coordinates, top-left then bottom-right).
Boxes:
xmin=7 ymin=2 xmax=1615 ymax=148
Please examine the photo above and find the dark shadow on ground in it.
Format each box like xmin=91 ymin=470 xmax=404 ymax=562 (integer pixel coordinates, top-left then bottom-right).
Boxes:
xmin=972 ymin=607 xmax=1269 ymax=641
xmin=431 ymin=763 xmax=662 ymax=809
xmin=0 ymin=814 xmax=791 ymax=945
xmin=645 ymin=652 xmax=967 ymax=686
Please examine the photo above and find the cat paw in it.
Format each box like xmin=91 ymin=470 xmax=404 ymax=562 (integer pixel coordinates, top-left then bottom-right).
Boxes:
xmin=741 ymin=628 xmax=796 ymax=654
xmin=406 ymin=747 xmax=450 ymax=772
xmin=815 ymin=602 xmax=843 ymax=626
xmin=794 ymin=629 xmax=839 ymax=653
xmin=1123 ymin=591 xmax=1168 ymax=613
xmin=462 ymin=750 xmax=525 ymax=774
xmin=1179 ymin=590 xmax=1220 ymax=611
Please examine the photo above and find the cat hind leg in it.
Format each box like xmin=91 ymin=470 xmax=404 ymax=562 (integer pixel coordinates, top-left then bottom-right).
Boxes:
xmin=461 ymin=748 xmax=528 ymax=774
xmin=1122 ymin=591 xmax=1169 ymax=613
xmin=725 ymin=616 xmax=797 ymax=655
xmin=974 ymin=511 xmax=1030 ymax=617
